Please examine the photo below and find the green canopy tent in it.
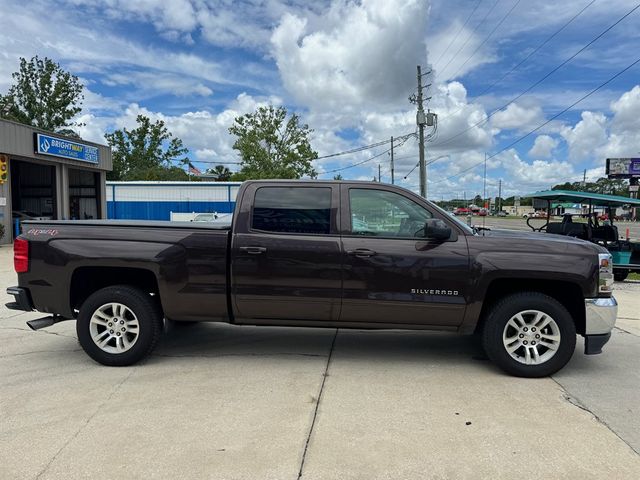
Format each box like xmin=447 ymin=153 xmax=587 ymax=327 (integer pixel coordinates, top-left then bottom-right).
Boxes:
xmin=524 ymin=190 xmax=640 ymax=281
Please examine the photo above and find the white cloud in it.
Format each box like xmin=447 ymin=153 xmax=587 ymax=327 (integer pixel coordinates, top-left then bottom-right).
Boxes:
xmin=560 ymin=111 xmax=608 ymax=162
xmin=66 ymin=0 xmax=198 ymax=33
xmin=610 ymin=85 xmax=640 ymax=134
xmin=499 ymin=149 xmax=577 ymax=189
xmin=491 ymin=103 xmax=544 ymax=131
xmin=430 ymin=20 xmax=496 ymax=82
xmin=529 ymin=135 xmax=559 ymax=159
xmin=428 ymin=81 xmax=493 ymax=153
xmin=103 ymin=72 xmax=213 ymax=98
xmin=271 ymin=0 xmax=429 ymax=113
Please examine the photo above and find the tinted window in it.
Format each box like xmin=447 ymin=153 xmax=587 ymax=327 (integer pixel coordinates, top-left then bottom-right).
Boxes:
xmin=252 ymin=187 xmax=332 ymax=234
xmin=349 ymin=188 xmax=432 ymax=238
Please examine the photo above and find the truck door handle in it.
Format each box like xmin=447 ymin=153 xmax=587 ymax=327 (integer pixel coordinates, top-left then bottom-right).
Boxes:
xmin=239 ymin=246 xmax=267 ymax=255
xmin=347 ymin=248 xmax=377 ymax=257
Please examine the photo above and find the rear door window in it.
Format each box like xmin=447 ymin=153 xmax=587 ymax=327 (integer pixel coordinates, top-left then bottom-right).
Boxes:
xmin=252 ymin=187 xmax=332 ymax=235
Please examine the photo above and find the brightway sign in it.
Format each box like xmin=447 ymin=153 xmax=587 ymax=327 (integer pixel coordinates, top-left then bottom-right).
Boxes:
xmin=35 ymin=133 xmax=99 ymax=164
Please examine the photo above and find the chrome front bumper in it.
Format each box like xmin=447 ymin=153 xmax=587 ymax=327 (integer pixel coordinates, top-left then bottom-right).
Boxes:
xmin=585 ymin=296 xmax=617 ymax=335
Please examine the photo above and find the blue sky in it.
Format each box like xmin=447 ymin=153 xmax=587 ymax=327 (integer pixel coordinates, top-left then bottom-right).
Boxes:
xmin=1 ymin=0 xmax=639 ymax=200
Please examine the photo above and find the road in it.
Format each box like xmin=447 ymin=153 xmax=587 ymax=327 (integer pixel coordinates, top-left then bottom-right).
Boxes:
xmin=1 ymin=246 xmax=639 ymax=479
xmin=467 ymin=216 xmax=640 ymax=240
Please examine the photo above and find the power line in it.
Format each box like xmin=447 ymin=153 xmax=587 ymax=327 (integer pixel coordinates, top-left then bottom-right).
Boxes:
xmin=448 ymin=0 xmax=523 ymax=80
xmin=438 ymin=0 xmax=501 ymax=78
xmin=402 ymin=154 xmax=451 ymax=179
xmin=432 ymin=54 xmax=640 ymax=184
xmin=320 ymin=135 xmax=414 ymax=176
xmin=471 ymin=0 xmax=596 ymax=100
xmin=432 ymin=0 xmax=484 ymax=69
xmin=180 ymin=132 xmax=416 ymax=169
xmin=436 ymin=0 xmax=597 ymax=124
xmin=320 ymin=148 xmax=392 ymax=175
xmin=435 ymin=2 xmax=640 ymax=147
xmin=314 ymin=132 xmax=414 ymax=160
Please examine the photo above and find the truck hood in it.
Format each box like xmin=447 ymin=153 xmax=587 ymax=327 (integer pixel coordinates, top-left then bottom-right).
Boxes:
xmin=477 ymin=228 xmax=608 ymax=254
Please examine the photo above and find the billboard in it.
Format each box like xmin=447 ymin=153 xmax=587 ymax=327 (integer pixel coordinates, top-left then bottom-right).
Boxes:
xmin=35 ymin=133 xmax=99 ymax=164
xmin=606 ymin=158 xmax=640 ymax=178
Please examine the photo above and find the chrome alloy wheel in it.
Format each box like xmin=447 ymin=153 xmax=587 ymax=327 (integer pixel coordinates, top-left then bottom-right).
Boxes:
xmin=89 ymin=303 xmax=140 ymax=354
xmin=502 ymin=310 xmax=561 ymax=365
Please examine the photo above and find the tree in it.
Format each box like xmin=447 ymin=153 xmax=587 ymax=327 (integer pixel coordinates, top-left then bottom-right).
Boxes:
xmin=206 ymin=165 xmax=233 ymax=181
xmin=333 ymin=174 xmax=343 ymax=180
xmin=229 ymin=105 xmax=317 ymax=179
xmin=105 ymin=115 xmax=189 ymax=181
xmin=0 ymin=56 xmax=84 ymax=132
xmin=552 ymin=177 xmax=628 ymax=196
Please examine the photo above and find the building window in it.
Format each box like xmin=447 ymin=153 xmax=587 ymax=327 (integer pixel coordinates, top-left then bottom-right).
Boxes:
xmin=252 ymin=187 xmax=332 ymax=234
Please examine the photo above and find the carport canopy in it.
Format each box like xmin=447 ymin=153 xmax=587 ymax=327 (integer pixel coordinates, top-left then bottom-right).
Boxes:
xmin=524 ymin=190 xmax=640 ymax=208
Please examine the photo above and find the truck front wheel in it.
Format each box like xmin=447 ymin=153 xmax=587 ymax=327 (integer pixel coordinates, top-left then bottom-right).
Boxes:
xmin=481 ymin=292 xmax=576 ymax=377
xmin=77 ymin=285 xmax=163 ymax=366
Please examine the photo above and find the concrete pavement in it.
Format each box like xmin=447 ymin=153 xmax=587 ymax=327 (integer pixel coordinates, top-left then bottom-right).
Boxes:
xmin=1 ymin=246 xmax=639 ymax=479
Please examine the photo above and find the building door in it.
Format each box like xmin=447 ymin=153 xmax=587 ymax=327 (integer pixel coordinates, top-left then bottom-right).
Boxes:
xmin=10 ymin=160 xmax=57 ymax=238
xmin=69 ymin=169 xmax=100 ymax=219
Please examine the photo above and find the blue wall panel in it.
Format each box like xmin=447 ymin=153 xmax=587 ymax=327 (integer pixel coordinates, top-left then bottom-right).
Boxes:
xmin=107 ymin=201 xmax=236 ymax=220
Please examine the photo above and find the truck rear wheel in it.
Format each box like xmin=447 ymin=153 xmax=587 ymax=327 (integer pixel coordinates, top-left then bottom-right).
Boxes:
xmin=77 ymin=285 xmax=163 ymax=366
xmin=481 ymin=292 xmax=576 ymax=377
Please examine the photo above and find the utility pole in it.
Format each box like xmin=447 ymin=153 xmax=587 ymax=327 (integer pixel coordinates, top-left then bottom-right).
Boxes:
xmin=390 ymin=136 xmax=395 ymax=184
xmin=416 ymin=65 xmax=426 ymax=198
xmin=378 ymin=163 xmax=381 ymax=183
xmin=583 ymin=169 xmax=587 ymax=186
xmin=498 ymin=179 xmax=502 ymax=212
xmin=410 ymin=66 xmax=437 ymax=198
xmin=483 ymin=153 xmax=487 ymax=208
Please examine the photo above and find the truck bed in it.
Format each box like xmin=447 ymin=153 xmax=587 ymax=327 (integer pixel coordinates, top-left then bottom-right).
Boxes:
xmin=20 ymin=219 xmax=231 ymax=322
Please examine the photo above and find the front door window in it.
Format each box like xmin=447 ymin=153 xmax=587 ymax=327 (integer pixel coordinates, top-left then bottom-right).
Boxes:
xmin=349 ymin=188 xmax=432 ymax=238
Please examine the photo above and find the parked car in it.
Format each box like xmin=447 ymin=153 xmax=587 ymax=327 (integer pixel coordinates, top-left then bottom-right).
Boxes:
xmin=190 ymin=212 xmax=232 ymax=225
xmin=522 ymin=211 xmax=546 ymax=218
xmin=192 ymin=212 xmax=218 ymax=222
xmin=497 ymin=211 xmax=508 ymax=217
xmin=8 ymin=181 xmax=616 ymax=377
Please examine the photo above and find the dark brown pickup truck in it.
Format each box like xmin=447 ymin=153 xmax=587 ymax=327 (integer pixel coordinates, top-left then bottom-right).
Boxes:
xmin=7 ymin=180 xmax=618 ymax=377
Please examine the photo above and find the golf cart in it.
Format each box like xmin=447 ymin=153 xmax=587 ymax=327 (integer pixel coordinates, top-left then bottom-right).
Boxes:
xmin=524 ymin=190 xmax=640 ymax=282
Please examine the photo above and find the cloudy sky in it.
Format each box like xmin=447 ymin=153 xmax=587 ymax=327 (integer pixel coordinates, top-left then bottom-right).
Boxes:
xmin=1 ymin=0 xmax=639 ymax=200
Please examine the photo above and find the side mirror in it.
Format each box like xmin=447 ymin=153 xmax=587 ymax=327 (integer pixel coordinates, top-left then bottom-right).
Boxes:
xmin=424 ymin=218 xmax=451 ymax=241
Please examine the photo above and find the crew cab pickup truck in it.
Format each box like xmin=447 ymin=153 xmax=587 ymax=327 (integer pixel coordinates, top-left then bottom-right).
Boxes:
xmin=7 ymin=181 xmax=618 ymax=377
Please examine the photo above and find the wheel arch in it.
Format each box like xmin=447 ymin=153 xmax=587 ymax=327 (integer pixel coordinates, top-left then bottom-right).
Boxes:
xmin=70 ymin=266 xmax=161 ymax=315
xmin=474 ymin=278 xmax=585 ymax=335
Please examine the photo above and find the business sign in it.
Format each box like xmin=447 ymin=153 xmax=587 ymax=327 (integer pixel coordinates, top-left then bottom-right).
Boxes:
xmin=35 ymin=133 xmax=99 ymax=164
xmin=606 ymin=158 xmax=640 ymax=178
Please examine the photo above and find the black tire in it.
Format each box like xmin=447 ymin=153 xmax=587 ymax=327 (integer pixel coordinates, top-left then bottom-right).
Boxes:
xmin=481 ymin=292 xmax=576 ymax=378
xmin=77 ymin=285 xmax=163 ymax=366
xmin=613 ymin=269 xmax=629 ymax=282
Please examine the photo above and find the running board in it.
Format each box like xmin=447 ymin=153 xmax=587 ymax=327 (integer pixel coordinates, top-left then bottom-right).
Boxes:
xmin=26 ymin=315 xmax=66 ymax=331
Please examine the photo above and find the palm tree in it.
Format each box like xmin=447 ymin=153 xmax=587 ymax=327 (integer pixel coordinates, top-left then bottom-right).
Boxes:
xmin=206 ymin=165 xmax=233 ymax=181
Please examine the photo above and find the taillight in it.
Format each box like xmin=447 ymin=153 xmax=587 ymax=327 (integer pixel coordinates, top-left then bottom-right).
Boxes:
xmin=14 ymin=238 xmax=29 ymax=273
